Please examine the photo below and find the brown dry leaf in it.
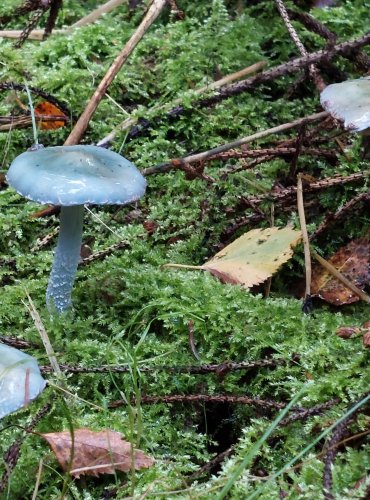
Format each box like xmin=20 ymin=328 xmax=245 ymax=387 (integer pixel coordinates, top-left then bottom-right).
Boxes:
xmin=41 ymin=429 xmax=154 ymax=477
xmin=34 ymin=101 xmax=67 ymax=130
xmin=311 ymin=239 xmax=370 ymax=305
xmin=363 ymin=330 xmax=370 ymax=348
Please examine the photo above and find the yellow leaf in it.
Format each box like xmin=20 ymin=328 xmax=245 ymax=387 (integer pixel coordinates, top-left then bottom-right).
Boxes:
xmin=165 ymin=227 xmax=302 ymax=288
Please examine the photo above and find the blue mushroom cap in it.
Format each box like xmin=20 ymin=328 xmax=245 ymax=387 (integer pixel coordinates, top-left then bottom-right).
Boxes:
xmin=0 ymin=344 xmax=46 ymax=419
xmin=6 ymin=145 xmax=146 ymax=206
xmin=320 ymin=76 xmax=370 ymax=133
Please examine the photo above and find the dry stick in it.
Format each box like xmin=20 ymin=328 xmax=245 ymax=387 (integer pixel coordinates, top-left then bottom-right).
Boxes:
xmin=143 ymin=111 xmax=328 ymax=175
xmin=311 ymin=250 xmax=370 ymax=304
xmin=297 ymin=175 xmax=312 ymax=302
xmin=97 ymin=61 xmax=266 ymax=146
xmin=0 ymin=0 xmax=128 ymax=40
xmin=64 ymin=0 xmax=167 ymax=146
xmin=40 ymin=358 xmax=286 ymax=374
xmin=122 ymin=33 xmax=370 ymax=145
xmin=274 ymin=0 xmax=325 ymax=91
xmin=110 ymin=394 xmax=288 ymax=410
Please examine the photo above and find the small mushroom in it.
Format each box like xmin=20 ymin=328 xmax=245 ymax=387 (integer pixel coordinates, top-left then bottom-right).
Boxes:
xmin=320 ymin=76 xmax=370 ymax=133
xmin=6 ymin=145 xmax=146 ymax=313
xmin=0 ymin=343 xmax=46 ymax=419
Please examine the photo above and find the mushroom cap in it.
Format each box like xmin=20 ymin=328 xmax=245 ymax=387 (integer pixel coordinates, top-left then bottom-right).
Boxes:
xmin=320 ymin=76 xmax=370 ymax=132
xmin=0 ymin=344 xmax=46 ymax=419
xmin=6 ymin=145 xmax=146 ymax=206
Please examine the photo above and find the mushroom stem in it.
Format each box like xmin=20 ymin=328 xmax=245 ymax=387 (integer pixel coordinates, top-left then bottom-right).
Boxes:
xmin=46 ymin=205 xmax=84 ymax=313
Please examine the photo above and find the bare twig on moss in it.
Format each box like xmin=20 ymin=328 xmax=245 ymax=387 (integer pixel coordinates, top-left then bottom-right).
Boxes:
xmin=280 ymin=399 xmax=340 ymax=426
xmin=64 ymin=0 xmax=168 ymax=146
xmin=110 ymin=394 xmax=288 ymax=410
xmin=120 ymin=33 xmax=370 ymax=144
xmin=0 ymin=0 xmax=128 ymax=40
xmin=143 ymin=111 xmax=328 ymax=175
xmin=274 ymin=0 xmax=325 ymax=91
xmin=40 ymin=358 xmax=287 ymax=374
xmin=97 ymin=61 xmax=266 ymax=147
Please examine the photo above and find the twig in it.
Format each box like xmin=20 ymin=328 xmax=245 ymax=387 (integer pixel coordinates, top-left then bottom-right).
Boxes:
xmin=0 ymin=0 xmax=128 ymax=40
xmin=280 ymin=399 xmax=340 ymax=426
xmin=110 ymin=394 xmax=288 ymax=410
xmin=311 ymin=250 xmax=370 ymax=304
xmin=274 ymin=0 xmax=325 ymax=91
xmin=297 ymin=174 xmax=312 ymax=306
xmin=187 ymin=446 xmax=234 ymax=482
xmin=40 ymin=358 xmax=287 ymax=374
xmin=0 ymin=335 xmax=36 ymax=349
xmin=97 ymin=61 xmax=266 ymax=147
xmin=124 ymin=33 xmax=370 ymax=143
xmin=143 ymin=111 xmax=328 ymax=175
xmin=64 ymin=0 xmax=167 ymax=146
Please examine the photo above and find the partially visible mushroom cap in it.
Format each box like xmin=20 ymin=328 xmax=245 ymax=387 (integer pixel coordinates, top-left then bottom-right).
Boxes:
xmin=320 ymin=76 xmax=370 ymax=133
xmin=6 ymin=145 xmax=146 ymax=206
xmin=0 ymin=344 xmax=46 ymax=419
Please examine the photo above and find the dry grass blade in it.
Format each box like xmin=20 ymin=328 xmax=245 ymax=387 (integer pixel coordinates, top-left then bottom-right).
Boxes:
xmin=24 ymin=292 xmax=61 ymax=376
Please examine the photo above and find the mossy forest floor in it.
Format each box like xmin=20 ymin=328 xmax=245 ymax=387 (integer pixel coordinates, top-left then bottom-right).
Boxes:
xmin=0 ymin=0 xmax=369 ymax=498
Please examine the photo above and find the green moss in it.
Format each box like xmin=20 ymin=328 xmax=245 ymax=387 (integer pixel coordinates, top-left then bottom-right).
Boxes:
xmin=0 ymin=0 xmax=369 ymax=498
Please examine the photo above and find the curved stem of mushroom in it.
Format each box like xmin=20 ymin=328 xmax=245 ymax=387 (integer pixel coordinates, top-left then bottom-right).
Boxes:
xmin=46 ymin=205 xmax=84 ymax=313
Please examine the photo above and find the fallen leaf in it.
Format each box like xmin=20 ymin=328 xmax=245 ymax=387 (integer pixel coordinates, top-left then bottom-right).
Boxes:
xmin=336 ymin=326 xmax=361 ymax=339
xmin=34 ymin=101 xmax=67 ymax=130
xmin=311 ymin=239 xmax=370 ymax=305
xmin=165 ymin=226 xmax=302 ymax=288
xmin=0 ymin=344 xmax=46 ymax=419
xmin=363 ymin=331 xmax=370 ymax=348
xmin=41 ymin=429 xmax=154 ymax=477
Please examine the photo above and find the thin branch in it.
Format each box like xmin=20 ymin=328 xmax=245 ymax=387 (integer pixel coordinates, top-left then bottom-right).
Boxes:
xmin=40 ymin=358 xmax=287 ymax=374
xmin=143 ymin=111 xmax=328 ymax=175
xmin=64 ymin=0 xmax=167 ymax=146
xmin=274 ymin=0 xmax=325 ymax=91
xmin=110 ymin=394 xmax=289 ymax=410
xmin=122 ymin=33 xmax=370 ymax=144
xmin=97 ymin=61 xmax=266 ymax=147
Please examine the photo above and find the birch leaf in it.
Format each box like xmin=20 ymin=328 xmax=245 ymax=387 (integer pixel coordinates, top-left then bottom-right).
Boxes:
xmin=166 ymin=227 xmax=302 ymax=288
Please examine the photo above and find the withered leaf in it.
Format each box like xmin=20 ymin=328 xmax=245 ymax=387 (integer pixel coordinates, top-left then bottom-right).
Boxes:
xmin=166 ymin=227 xmax=301 ymax=288
xmin=41 ymin=429 xmax=154 ymax=477
xmin=311 ymin=239 xmax=370 ymax=305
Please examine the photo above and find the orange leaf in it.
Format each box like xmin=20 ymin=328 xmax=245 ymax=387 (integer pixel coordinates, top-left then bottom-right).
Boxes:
xmin=311 ymin=239 xmax=370 ymax=305
xmin=41 ymin=429 xmax=154 ymax=477
xmin=34 ymin=101 xmax=67 ymax=130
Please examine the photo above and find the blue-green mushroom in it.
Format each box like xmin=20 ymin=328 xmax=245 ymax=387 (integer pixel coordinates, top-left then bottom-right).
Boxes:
xmin=6 ymin=145 xmax=146 ymax=313
xmin=0 ymin=343 xmax=46 ymax=419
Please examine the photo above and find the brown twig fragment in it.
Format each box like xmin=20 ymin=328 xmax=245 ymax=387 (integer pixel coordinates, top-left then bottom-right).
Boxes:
xmin=143 ymin=111 xmax=328 ymax=175
xmin=274 ymin=0 xmax=325 ymax=91
xmin=110 ymin=394 xmax=288 ymax=410
xmin=64 ymin=0 xmax=168 ymax=146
